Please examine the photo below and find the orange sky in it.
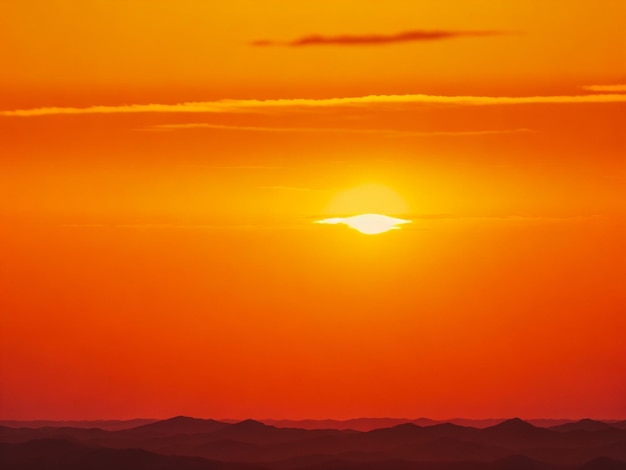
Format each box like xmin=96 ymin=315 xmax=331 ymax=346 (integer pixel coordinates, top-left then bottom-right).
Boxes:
xmin=1 ymin=0 xmax=625 ymax=421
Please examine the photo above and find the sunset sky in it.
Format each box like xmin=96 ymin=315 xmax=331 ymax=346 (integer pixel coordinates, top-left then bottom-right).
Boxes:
xmin=1 ymin=0 xmax=625 ymax=421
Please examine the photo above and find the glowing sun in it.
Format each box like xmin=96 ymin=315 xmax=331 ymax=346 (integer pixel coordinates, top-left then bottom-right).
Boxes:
xmin=326 ymin=184 xmax=410 ymax=215
xmin=317 ymin=184 xmax=411 ymax=234
xmin=316 ymin=214 xmax=411 ymax=235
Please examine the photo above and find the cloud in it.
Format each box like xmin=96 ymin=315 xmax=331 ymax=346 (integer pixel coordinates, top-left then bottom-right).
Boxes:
xmin=211 ymin=165 xmax=284 ymax=170
xmin=58 ymin=222 xmax=315 ymax=231
xmin=146 ymin=122 xmax=532 ymax=136
xmin=56 ymin=213 xmax=607 ymax=232
xmin=2 ymin=94 xmax=626 ymax=117
xmin=582 ymin=84 xmax=626 ymax=93
xmin=258 ymin=186 xmax=315 ymax=192
xmin=252 ymin=30 xmax=505 ymax=47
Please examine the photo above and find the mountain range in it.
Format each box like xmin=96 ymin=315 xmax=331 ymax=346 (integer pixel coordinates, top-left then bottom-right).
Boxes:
xmin=1 ymin=417 xmax=625 ymax=469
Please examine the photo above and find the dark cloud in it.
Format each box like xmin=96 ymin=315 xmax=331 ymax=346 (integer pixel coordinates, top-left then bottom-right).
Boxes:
xmin=251 ymin=30 xmax=504 ymax=47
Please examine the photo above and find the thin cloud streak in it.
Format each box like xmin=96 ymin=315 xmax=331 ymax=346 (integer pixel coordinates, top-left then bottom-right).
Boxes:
xmin=211 ymin=165 xmax=284 ymax=169
xmin=583 ymin=84 xmax=626 ymax=92
xmin=2 ymin=93 xmax=626 ymax=117
xmin=147 ymin=123 xmax=533 ymax=136
xmin=55 ymin=214 xmax=603 ymax=232
xmin=57 ymin=222 xmax=320 ymax=231
xmin=252 ymin=30 xmax=505 ymax=47
xmin=258 ymin=186 xmax=315 ymax=192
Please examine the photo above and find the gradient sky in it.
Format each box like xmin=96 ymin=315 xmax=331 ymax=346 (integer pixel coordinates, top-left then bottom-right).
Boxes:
xmin=1 ymin=0 xmax=625 ymax=421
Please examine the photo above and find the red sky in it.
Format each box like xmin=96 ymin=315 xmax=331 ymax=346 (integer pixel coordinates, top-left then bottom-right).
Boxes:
xmin=0 ymin=0 xmax=625 ymax=421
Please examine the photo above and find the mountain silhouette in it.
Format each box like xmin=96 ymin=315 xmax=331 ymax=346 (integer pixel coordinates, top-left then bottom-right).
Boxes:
xmin=486 ymin=418 xmax=539 ymax=432
xmin=479 ymin=418 xmax=557 ymax=450
xmin=263 ymin=417 xmax=442 ymax=431
xmin=578 ymin=457 xmax=626 ymax=470
xmin=231 ymin=419 xmax=272 ymax=431
xmin=128 ymin=416 xmax=228 ymax=436
xmin=0 ymin=439 xmax=264 ymax=470
xmin=490 ymin=454 xmax=556 ymax=470
xmin=610 ymin=421 xmax=626 ymax=430
xmin=0 ymin=419 xmax=157 ymax=431
xmin=551 ymin=419 xmax=618 ymax=433
xmin=1 ymin=417 xmax=625 ymax=469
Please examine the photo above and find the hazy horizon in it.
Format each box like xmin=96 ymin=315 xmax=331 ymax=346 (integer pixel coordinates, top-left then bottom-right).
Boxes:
xmin=3 ymin=415 xmax=625 ymax=423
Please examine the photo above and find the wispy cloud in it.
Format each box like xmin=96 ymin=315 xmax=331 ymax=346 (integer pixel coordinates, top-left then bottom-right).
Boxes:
xmin=56 ymin=213 xmax=606 ymax=232
xmin=582 ymin=84 xmax=626 ymax=93
xmin=258 ymin=186 xmax=315 ymax=192
xmin=252 ymin=30 xmax=505 ymax=47
xmin=211 ymin=165 xmax=284 ymax=170
xmin=2 ymin=94 xmax=626 ymax=117
xmin=147 ymin=122 xmax=533 ymax=136
xmin=58 ymin=222 xmax=311 ymax=231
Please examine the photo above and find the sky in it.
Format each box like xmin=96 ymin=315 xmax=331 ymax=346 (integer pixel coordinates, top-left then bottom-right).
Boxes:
xmin=0 ymin=0 xmax=625 ymax=421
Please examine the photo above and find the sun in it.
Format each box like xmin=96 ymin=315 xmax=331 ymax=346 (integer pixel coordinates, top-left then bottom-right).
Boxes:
xmin=325 ymin=184 xmax=410 ymax=215
xmin=316 ymin=214 xmax=411 ymax=234
xmin=316 ymin=184 xmax=412 ymax=234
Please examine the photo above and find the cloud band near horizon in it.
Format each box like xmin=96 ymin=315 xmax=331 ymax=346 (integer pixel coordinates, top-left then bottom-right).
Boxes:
xmin=583 ymin=84 xmax=626 ymax=92
xmin=251 ymin=30 xmax=505 ymax=47
xmin=1 ymin=93 xmax=626 ymax=117
xmin=147 ymin=123 xmax=533 ymax=136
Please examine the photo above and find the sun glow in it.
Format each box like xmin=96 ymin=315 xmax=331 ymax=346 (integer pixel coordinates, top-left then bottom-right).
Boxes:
xmin=326 ymin=184 xmax=410 ymax=215
xmin=316 ymin=214 xmax=411 ymax=235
